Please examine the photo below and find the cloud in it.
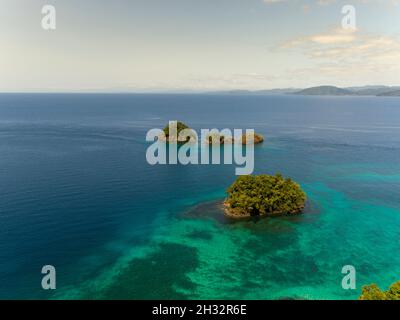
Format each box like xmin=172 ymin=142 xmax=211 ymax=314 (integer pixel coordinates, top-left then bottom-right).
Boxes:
xmin=280 ymin=27 xmax=400 ymax=85
xmin=282 ymin=28 xmax=357 ymax=47
xmin=283 ymin=28 xmax=400 ymax=60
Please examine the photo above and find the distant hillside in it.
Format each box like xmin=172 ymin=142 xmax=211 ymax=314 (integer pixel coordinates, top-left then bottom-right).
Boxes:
xmin=349 ymin=86 xmax=400 ymax=96
xmin=294 ymin=86 xmax=353 ymax=96
xmin=377 ymin=90 xmax=400 ymax=97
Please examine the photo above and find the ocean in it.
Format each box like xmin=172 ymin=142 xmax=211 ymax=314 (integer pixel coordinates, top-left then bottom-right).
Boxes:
xmin=0 ymin=93 xmax=399 ymax=299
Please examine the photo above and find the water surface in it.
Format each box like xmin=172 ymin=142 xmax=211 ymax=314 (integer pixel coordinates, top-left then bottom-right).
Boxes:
xmin=0 ymin=93 xmax=399 ymax=299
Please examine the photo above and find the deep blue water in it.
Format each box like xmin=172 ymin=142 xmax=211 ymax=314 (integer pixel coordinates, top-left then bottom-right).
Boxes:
xmin=0 ymin=93 xmax=399 ymax=299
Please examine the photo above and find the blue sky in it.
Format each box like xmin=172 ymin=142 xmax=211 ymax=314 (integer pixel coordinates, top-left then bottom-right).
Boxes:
xmin=1 ymin=0 xmax=400 ymax=91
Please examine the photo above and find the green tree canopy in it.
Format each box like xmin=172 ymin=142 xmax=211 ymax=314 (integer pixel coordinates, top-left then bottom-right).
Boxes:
xmin=360 ymin=281 xmax=400 ymax=300
xmin=163 ymin=121 xmax=190 ymax=137
xmin=225 ymin=174 xmax=307 ymax=217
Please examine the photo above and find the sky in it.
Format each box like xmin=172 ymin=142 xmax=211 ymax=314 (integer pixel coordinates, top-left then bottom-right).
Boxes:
xmin=1 ymin=0 xmax=400 ymax=92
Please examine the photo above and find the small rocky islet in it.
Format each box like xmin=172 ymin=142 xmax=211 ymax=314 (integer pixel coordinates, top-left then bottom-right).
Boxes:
xmin=159 ymin=120 xmax=264 ymax=145
xmin=205 ymin=132 xmax=264 ymax=145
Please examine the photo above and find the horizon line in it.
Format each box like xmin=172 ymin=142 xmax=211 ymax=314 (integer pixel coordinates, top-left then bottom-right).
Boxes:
xmin=1 ymin=84 xmax=400 ymax=95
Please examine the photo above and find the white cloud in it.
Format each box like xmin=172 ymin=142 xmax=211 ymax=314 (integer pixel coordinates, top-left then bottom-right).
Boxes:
xmin=280 ymin=27 xmax=400 ymax=85
xmin=283 ymin=28 xmax=357 ymax=47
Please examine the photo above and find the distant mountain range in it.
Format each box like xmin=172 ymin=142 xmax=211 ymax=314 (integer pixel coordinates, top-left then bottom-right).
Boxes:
xmin=214 ymin=85 xmax=400 ymax=97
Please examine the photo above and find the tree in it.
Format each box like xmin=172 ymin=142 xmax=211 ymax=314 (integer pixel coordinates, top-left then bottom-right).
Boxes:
xmin=225 ymin=174 xmax=307 ymax=217
xmin=386 ymin=281 xmax=400 ymax=300
xmin=163 ymin=121 xmax=190 ymax=137
xmin=359 ymin=281 xmax=400 ymax=300
xmin=162 ymin=121 xmax=195 ymax=143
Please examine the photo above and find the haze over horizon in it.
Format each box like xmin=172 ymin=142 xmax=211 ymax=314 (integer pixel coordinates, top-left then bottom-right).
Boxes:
xmin=1 ymin=0 xmax=400 ymax=92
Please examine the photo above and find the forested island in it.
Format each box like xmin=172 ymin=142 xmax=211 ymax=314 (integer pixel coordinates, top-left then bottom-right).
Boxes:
xmin=160 ymin=121 xmax=196 ymax=143
xmin=224 ymin=174 xmax=307 ymax=218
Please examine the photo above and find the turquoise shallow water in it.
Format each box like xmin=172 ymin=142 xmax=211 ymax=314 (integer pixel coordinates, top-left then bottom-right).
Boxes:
xmin=0 ymin=93 xmax=399 ymax=299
